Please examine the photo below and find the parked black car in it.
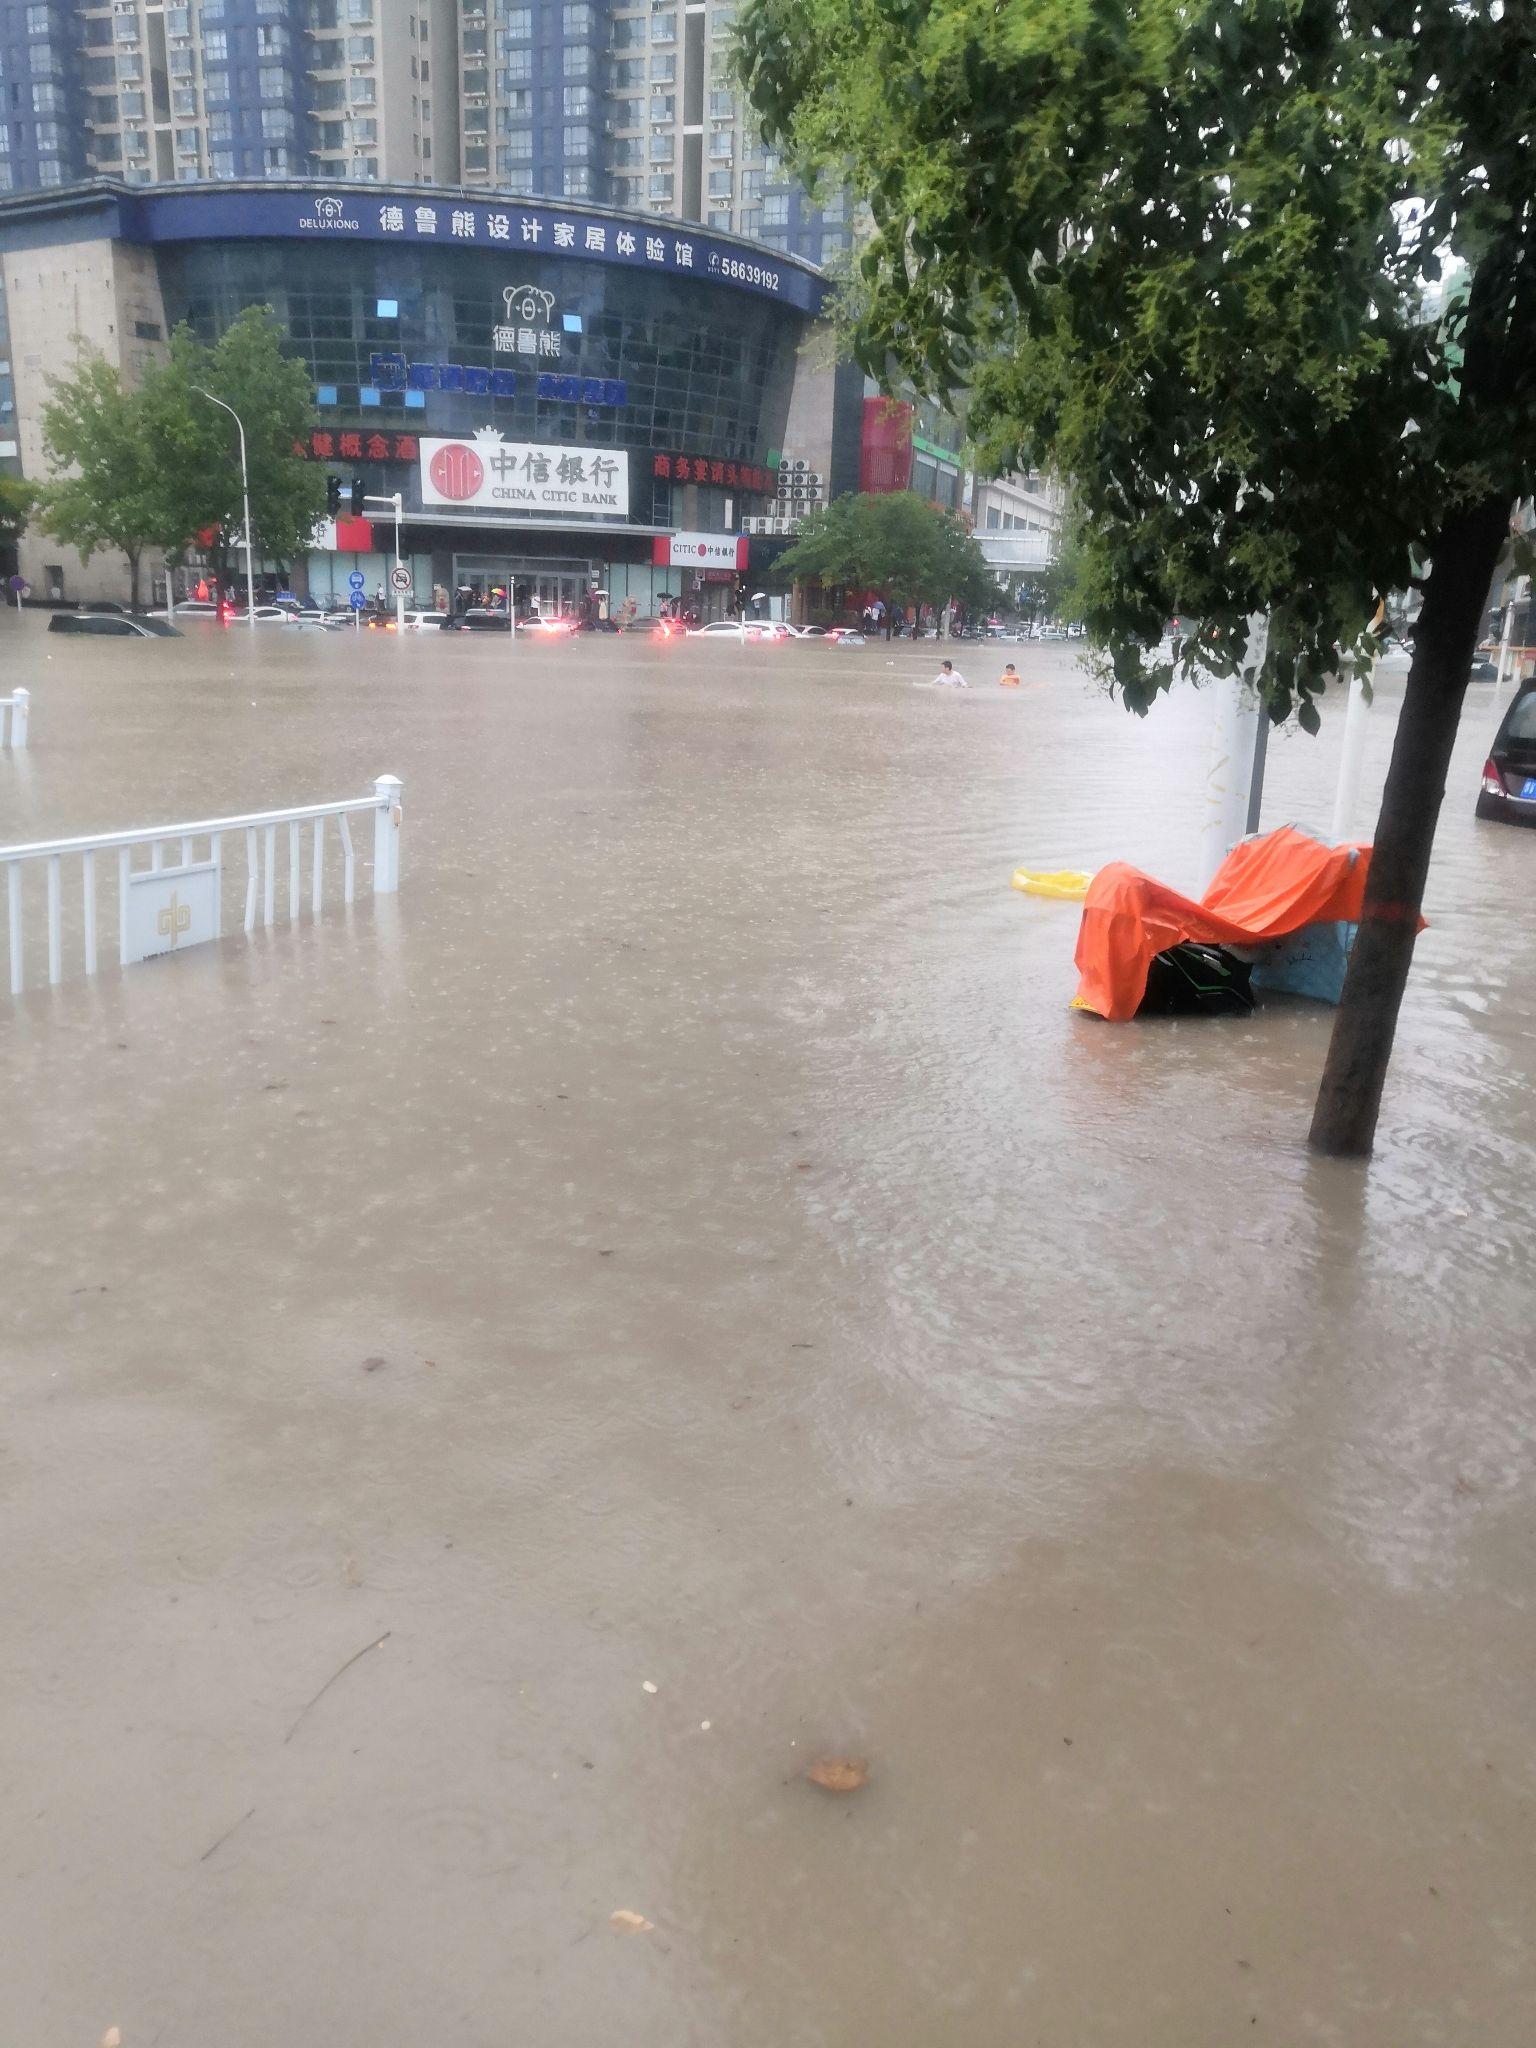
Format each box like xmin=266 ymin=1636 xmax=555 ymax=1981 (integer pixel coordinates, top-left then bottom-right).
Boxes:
xmin=48 ymin=611 xmax=182 ymax=638
xmin=1477 ymin=682 xmax=1536 ymax=825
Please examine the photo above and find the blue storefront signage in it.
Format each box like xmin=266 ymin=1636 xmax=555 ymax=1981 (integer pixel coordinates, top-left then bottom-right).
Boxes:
xmin=367 ymin=352 xmax=627 ymax=409
xmin=119 ymin=188 xmax=825 ymax=315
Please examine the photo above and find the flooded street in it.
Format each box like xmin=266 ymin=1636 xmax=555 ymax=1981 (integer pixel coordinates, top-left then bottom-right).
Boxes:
xmin=2 ymin=614 xmax=1533 ymax=2045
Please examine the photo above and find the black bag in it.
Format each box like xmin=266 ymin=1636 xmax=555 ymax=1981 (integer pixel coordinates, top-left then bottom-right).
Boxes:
xmin=1137 ymin=943 xmax=1255 ymax=1017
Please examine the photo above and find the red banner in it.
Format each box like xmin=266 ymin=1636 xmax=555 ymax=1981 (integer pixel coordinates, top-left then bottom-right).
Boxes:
xmin=651 ymin=452 xmax=774 ymax=494
xmin=305 ymin=430 xmax=420 ymax=463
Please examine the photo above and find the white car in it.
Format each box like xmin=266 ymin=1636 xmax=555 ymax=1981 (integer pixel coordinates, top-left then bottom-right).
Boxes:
xmin=226 ymin=604 xmax=294 ymax=624
xmin=690 ymin=618 xmax=789 ymax=641
xmin=784 ymin=623 xmax=827 ymax=638
xmin=399 ymin=609 xmax=451 ymax=631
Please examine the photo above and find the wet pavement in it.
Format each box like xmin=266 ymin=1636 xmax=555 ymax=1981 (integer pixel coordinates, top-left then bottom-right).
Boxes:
xmin=1 ymin=613 xmax=1532 ymax=2045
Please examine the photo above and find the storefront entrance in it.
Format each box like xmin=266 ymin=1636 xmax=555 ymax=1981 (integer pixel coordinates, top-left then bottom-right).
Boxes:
xmin=452 ymin=552 xmax=594 ymax=618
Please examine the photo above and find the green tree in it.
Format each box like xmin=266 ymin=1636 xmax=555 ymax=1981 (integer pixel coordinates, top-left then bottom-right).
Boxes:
xmin=144 ymin=305 xmax=325 ymax=591
xmin=775 ymin=489 xmax=998 ymax=628
xmin=36 ymin=352 xmax=167 ymax=609
xmin=738 ymin=0 xmax=1536 ymax=1156
xmin=0 ymin=476 xmax=35 ymax=556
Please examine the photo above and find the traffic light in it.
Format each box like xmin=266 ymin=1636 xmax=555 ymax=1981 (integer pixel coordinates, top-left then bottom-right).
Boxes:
xmin=350 ymin=473 xmax=365 ymax=511
xmin=325 ymin=474 xmax=341 ymax=518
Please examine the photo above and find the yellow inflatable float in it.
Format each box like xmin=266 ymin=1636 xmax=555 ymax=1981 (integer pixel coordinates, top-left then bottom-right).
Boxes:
xmin=1011 ymin=868 xmax=1095 ymax=901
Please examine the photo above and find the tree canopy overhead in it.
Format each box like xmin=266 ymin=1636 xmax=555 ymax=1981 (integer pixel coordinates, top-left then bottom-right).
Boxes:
xmin=737 ymin=0 xmax=1536 ymax=1156
xmin=737 ymin=0 xmax=1533 ymax=720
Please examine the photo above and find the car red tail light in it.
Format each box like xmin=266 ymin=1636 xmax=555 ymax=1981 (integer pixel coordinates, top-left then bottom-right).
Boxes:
xmin=1482 ymin=758 xmax=1504 ymax=795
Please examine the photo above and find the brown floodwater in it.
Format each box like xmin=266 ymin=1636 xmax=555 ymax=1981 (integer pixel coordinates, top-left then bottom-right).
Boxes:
xmin=1 ymin=613 xmax=1532 ymax=2046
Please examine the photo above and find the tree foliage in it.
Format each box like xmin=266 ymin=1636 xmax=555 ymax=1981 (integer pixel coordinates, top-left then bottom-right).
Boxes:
xmin=144 ymin=305 xmax=326 ymax=574
xmin=37 ymin=353 xmax=169 ymax=606
xmin=36 ymin=306 xmax=322 ymax=603
xmin=775 ymin=489 xmax=999 ymax=615
xmin=0 ymin=476 xmax=36 ymax=553
xmin=736 ymin=0 xmax=1536 ymax=724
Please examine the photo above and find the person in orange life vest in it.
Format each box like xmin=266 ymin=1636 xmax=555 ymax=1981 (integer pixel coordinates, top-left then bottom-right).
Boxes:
xmin=1000 ymin=662 xmax=1022 ymax=687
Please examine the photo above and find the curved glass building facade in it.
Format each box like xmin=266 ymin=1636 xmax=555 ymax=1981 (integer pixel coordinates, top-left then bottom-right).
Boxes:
xmin=0 ymin=179 xmax=838 ymax=613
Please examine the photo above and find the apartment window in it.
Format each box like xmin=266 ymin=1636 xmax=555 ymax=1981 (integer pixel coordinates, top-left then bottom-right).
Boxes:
xmin=822 ymin=193 xmax=846 ymax=222
xmin=31 ymin=83 xmax=58 ymax=114
xmin=166 ymin=5 xmax=191 ymax=32
xmin=169 ymin=48 xmax=195 ymax=76
xmin=610 ymin=16 xmax=641 ymax=47
xmin=126 ymin=129 xmax=149 ymax=157
xmin=651 ymin=11 xmax=675 ymax=40
xmin=460 ymin=28 xmax=485 ymax=55
xmin=647 ymin=171 xmax=673 ymax=199
xmin=37 ymin=158 xmax=63 ymax=186
xmin=93 ymin=93 xmax=121 ymax=123
xmin=563 ymin=166 xmax=590 ymax=196
xmin=563 ymin=44 xmax=589 ymax=76
xmin=500 ymin=52 xmax=532 ymax=84
xmin=649 ymin=52 xmax=674 ymax=80
xmin=497 ymin=90 xmax=529 ymax=119
xmin=420 ymin=57 xmax=430 ymax=79
xmin=761 ymin=192 xmax=789 ymax=226
xmin=256 ymin=24 xmax=289 ymax=54
xmin=707 ymin=208 xmax=731 ymax=230
xmin=612 ymin=57 xmax=644 ymax=87
xmin=208 ymin=110 xmax=231 ymax=139
xmin=349 ymin=117 xmax=377 ymax=142
xmin=708 ymin=129 xmax=732 ymax=158
xmin=0 ymin=165 xmax=12 ymax=191
xmin=34 ymin=121 xmax=60 ymax=152
xmin=707 ymin=168 xmax=731 ymax=197
xmin=420 ymin=12 xmax=429 ymax=31
xmin=649 ymin=92 xmax=674 ymax=120
xmin=175 ymin=124 xmax=201 ymax=149
xmin=738 ymin=205 xmax=760 ymax=236
xmin=499 ymin=4 xmax=532 ymax=32
xmin=612 ymin=96 xmax=642 ymax=126
xmin=463 ymin=105 xmax=487 ymax=133
xmin=562 ymin=1 xmax=592 ymax=29
xmin=203 ymin=31 xmax=227 ymax=60
xmin=347 ymin=34 xmax=374 ymax=59
xmin=563 ymin=85 xmax=590 ymax=115
xmin=259 ymin=67 xmax=289 ymax=98
xmin=740 ymin=168 xmax=763 ymax=199
xmin=83 ymin=57 xmax=117 ymax=85
xmin=711 ymin=2 xmax=736 ymax=30
xmin=261 ymin=108 xmax=293 ymax=138
xmin=26 ymin=4 xmax=51 ymax=31
xmin=648 ymin=130 xmax=671 ymax=160
xmin=202 ymin=0 xmax=225 ymax=15
xmin=347 ymin=0 xmax=372 ymax=19
xmin=421 ymin=136 xmax=431 ymax=160
xmin=121 ymin=89 xmax=146 ymax=117
xmin=348 ymin=75 xmax=375 ymax=102
xmin=264 ymin=145 xmax=291 ymax=171
xmin=563 ymin=123 xmax=591 ymax=158
xmin=172 ymin=87 xmax=197 ymax=114
xmin=114 ymin=17 xmax=139 ymax=42
xmin=202 ymin=69 xmax=229 ymax=100
xmin=709 ymin=90 xmax=734 ymax=118
xmin=421 ymin=96 xmax=432 ymax=120
xmin=499 ymin=130 xmax=532 ymax=162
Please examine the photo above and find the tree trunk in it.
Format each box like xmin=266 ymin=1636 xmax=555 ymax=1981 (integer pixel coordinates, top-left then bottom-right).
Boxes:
xmin=125 ymin=547 xmax=141 ymax=611
xmin=1308 ymin=495 xmax=1511 ymax=1158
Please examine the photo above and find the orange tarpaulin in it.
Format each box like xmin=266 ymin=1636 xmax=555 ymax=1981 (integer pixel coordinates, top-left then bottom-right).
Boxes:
xmin=1072 ymin=826 xmax=1377 ymax=1020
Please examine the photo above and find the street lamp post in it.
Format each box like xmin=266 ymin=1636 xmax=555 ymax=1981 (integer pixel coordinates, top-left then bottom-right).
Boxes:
xmin=193 ymin=388 xmax=256 ymax=630
xmin=366 ymin=492 xmax=406 ymax=630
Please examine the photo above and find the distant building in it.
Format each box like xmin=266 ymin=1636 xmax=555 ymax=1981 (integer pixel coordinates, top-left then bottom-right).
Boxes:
xmin=0 ymin=1 xmax=834 ymax=263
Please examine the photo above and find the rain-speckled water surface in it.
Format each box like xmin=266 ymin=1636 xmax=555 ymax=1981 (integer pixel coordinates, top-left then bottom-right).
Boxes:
xmin=1 ymin=614 xmax=1532 ymax=2046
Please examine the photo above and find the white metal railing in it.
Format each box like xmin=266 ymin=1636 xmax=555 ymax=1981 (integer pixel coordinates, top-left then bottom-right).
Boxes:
xmin=1 ymin=688 xmax=28 ymax=750
xmin=1 ymin=772 xmax=401 ymax=997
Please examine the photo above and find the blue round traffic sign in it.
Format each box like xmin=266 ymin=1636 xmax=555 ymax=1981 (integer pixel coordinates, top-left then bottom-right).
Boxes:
xmin=347 ymin=570 xmax=366 ymax=592
xmin=349 ymin=590 xmax=368 ymax=610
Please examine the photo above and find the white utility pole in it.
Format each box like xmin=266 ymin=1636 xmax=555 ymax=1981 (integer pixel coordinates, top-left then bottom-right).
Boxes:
xmin=193 ymin=388 xmax=256 ymax=629
xmin=366 ymin=492 xmax=406 ymax=630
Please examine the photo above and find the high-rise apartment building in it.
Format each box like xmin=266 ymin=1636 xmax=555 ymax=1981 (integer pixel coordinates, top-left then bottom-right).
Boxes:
xmin=0 ymin=0 xmax=832 ymax=262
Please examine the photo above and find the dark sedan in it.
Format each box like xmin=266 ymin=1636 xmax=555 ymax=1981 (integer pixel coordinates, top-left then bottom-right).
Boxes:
xmin=48 ymin=611 xmax=183 ymax=638
xmin=1477 ymin=682 xmax=1536 ymax=825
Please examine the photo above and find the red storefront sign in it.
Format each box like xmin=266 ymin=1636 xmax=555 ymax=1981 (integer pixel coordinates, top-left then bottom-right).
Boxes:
xmin=305 ymin=430 xmax=421 ymax=463
xmin=334 ymin=517 xmax=375 ymax=552
xmin=651 ymin=452 xmax=774 ymax=494
xmin=860 ymin=397 xmax=914 ymax=493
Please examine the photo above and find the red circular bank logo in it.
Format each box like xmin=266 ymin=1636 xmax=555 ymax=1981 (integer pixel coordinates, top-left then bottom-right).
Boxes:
xmin=429 ymin=443 xmax=485 ymax=501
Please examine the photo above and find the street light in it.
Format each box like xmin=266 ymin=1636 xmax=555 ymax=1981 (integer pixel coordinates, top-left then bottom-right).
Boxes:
xmin=192 ymin=387 xmax=256 ymax=629
xmin=365 ymin=491 xmax=406 ymax=630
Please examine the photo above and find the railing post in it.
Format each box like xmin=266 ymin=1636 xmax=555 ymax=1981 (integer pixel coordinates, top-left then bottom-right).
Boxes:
xmin=373 ymin=775 xmax=403 ymax=894
xmin=10 ymin=690 xmax=27 ymax=750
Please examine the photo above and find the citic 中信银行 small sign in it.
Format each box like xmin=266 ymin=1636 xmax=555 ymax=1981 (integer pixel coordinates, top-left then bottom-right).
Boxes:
xmin=653 ymin=533 xmax=749 ymax=570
